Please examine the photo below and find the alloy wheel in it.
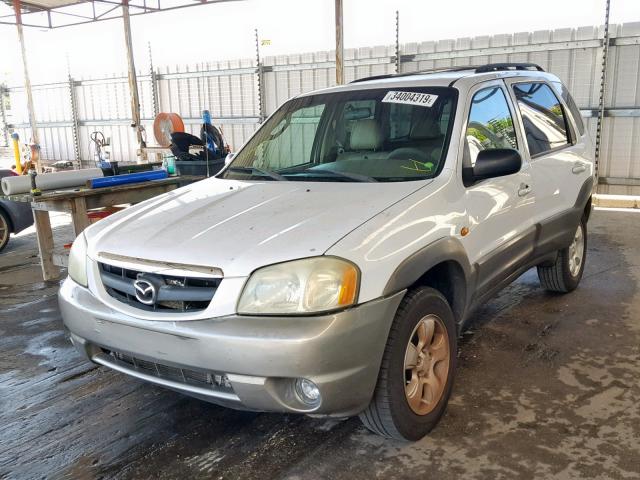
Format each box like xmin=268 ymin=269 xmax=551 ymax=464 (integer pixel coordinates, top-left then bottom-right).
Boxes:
xmin=404 ymin=314 xmax=450 ymax=415
xmin=568 ymin=224 xmax=584 ymax=277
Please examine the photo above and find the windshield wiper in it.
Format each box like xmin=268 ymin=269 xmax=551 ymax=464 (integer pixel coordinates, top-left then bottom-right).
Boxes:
xmin=228 ymin=166 xmax=289 ymax=181
xmin=300 ymin=169 xmax=377 ymax=183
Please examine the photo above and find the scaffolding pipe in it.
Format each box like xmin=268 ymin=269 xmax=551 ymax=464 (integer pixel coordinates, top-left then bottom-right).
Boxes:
xmin=335 ymin=0 xmax=344 ymax=84
xmin=13 ymin=0 xmax=40 ymax=171
xmin=122 ymin=0 xmax=146 ymax=159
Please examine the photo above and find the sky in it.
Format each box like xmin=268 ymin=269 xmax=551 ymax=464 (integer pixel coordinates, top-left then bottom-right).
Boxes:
xmin=0 ymin=0 xmax=639 ymax=84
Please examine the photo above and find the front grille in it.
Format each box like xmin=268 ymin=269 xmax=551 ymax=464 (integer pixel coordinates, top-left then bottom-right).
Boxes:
xmin=99 ymin=262 xmax=221 ymax=312
xmin=103 ymin=349 xmax=234 ymax=393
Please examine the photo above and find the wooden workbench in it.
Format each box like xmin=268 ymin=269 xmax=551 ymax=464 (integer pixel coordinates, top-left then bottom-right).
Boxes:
xmin=2 ymin=176 xmax=203 ymax=281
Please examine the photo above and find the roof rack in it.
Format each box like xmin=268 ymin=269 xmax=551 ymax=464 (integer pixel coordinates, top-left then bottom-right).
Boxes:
xmin=474 ymin=63 xmax=545 ymax=73
xmin=349 ymin=66 xmax=475 ymax=84
xmin=349 ymin=62 xmax=545 ymax=84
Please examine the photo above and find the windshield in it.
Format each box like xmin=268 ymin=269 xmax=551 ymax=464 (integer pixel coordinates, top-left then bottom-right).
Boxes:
xmin=221 ymin=87 xmax=457 ymax=182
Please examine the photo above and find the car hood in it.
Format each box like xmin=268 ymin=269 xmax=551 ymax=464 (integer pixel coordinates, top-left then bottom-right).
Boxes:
xmin=86 ymin=177 xmax=429 ymax=277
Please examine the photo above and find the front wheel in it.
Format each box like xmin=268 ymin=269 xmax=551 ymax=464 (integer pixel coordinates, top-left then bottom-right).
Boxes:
xmin=537 ymin=219 xmax=587 ymax=293
xmin=359 ymin=287 xmax=457 ymax=440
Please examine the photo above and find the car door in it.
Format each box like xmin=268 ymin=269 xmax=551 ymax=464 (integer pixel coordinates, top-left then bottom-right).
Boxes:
xmin=459 ymin=80 xmax=537 ymax=299
xmin=504 ymin=78 xmax=593 ymax=227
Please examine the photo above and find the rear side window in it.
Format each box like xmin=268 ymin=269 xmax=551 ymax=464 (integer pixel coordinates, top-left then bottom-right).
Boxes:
xmin=465 ymin=87 xmax=517 ymax=166
xmin=552 ymin=81 xmax=585 ymax=136
xmin=512 ymin=82 xmax=570 ymax=157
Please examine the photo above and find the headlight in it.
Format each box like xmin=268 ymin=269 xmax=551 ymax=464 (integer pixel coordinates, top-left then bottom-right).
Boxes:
xmin=68 ymin=233 xmax=88 ymax=287
xmin=238 ymin=257 xmax=359 ymax=315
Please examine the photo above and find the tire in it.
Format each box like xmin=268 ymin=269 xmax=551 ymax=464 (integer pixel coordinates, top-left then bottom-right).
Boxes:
xmin=359 ymin=287 xmax=457 ymax=440
xmin=0 ymin=209 xmax=10 ymax=252
xmin=537 ymin=218 xmax=587 ymax=293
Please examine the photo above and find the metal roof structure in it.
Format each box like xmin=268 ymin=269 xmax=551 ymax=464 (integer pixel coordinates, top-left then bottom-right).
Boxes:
xmin=0 ymin=0 xmax=345 ymax=170
xmin=0 ymin=0 xmax=242 ymax=28
xmin=0 ymin=0 xmax=252 ymax=170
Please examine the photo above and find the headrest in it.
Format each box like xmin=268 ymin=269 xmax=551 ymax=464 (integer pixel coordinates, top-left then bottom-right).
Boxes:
xmin=350 ymin=119 xmax=383 ymax=150
xmin=410 ymin=116 xmax=442 ymax=140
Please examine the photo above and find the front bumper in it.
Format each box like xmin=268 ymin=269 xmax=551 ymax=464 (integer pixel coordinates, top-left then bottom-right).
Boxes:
xmin=59 ymin=278 xmax=405 ymax=416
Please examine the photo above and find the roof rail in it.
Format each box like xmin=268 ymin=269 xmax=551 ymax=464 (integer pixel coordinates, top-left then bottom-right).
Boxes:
xmin=349 ymin=63 xmax=544 ymax=84
xmin=474 ymin=63 xmax=544 ymax=73
xmin=349 ymin=73 xmax=396 ymax=84
xmin=349 ymin=66 xmax=476 ymax=84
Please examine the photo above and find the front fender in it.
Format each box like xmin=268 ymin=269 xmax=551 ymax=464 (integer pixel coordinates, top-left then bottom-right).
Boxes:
xmin=382 ymin=236 xmax=472 ymax=296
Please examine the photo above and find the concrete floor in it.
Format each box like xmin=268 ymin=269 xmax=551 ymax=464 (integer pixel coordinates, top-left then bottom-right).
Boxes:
xmin=1 ymin=209 xmax=639 ymax=479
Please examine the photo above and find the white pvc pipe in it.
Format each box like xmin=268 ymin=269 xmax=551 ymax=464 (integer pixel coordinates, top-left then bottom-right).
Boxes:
xmin=1 ymin=168 xmax=104 ymax=196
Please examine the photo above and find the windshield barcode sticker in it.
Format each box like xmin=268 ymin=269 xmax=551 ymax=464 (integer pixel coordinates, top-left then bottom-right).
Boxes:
xmin=382 ymin=91 xmax=438 ymax=108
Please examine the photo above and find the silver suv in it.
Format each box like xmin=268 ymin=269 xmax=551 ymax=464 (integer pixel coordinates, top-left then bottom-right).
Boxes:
xmin=60 ymin=63 xmax=593 ymax=440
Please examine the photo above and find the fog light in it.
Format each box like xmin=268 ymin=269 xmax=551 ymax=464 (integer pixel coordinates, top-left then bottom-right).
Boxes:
xmin=295 ymin=378 xmax=321 ymax=405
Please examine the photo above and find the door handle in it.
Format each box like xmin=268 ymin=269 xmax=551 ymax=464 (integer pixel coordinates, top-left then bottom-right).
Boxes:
xmin=572 ymin=162 xmax=587 ymax=174
xmin=518 ymin=183 xmax=532 ymax=197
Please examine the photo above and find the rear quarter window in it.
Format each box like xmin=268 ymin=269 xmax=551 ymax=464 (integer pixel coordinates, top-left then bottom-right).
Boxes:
xmin=551 ymin=81 xmax=585 ymax=136
xmin=512 ymin=82 xmax=571 ymax=157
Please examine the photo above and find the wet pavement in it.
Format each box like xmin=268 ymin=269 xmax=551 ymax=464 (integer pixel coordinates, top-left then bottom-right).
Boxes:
xmin=1 ymin=209 xmax=639 ymax=479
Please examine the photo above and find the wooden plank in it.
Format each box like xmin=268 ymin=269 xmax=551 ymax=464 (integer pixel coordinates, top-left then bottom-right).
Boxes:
xmin=83 ymin=183 xmax=180 ymax=210
xmin=30 ymin=200 xmax=72 ymax=213
xmin=32 ymin=209 xmax=60 ymax=281
xmin=70 ymin=197 xmax=90 ymax=237
xmin=0 ymin=176 xmax=202 ymax=203
xmin=55 ymin=176 xmax=201 ymax=201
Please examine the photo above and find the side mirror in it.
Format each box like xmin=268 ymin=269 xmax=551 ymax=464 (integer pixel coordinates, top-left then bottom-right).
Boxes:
xmin=473 ymin=149 xmax=522 ymax=181
xmin=225 ymin=152 xmax=235 ymax=166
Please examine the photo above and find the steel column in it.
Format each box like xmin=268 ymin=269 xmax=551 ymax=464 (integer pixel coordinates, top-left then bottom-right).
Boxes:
xmin=122 ymin=0 xmax=146 ymax=159
xmin=335 ymin=0 xmax=344 ymax=85
xmin=13 ymin=0 xmax=40 ymax=170
xmin=394 ymin=10 xmax=400 ymax=73
xmin=148 ymin=42 xmax=159 ymax=118
xmin=255 ymin=28 xmax=266 ymax=122
xmin=68 ymin=75 xmax=81 ymax=168
xmin=594 ymin=0 xmax=611 ymax=180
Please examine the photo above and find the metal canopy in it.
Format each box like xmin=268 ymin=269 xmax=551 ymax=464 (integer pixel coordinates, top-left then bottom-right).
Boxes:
xmin=1 ymin=0 xmax=345 ymax=168
xmin=1 ymin=0 xmax=246 ymax=168
xmin=0 ymin=0 xmax=243 ymax=28
xmin=11 ymin=0 xmax=82 ymax=9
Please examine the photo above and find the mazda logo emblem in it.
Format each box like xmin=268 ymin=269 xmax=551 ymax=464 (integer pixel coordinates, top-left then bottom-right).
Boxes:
xmin=133 ymin=278 xmax=157 ymax=305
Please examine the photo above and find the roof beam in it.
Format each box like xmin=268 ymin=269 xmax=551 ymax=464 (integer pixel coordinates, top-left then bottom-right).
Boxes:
xmin=0 ymin=0 xmax=245 ymax=28
xmin=92 ymin=0 xmax=158 ymax=12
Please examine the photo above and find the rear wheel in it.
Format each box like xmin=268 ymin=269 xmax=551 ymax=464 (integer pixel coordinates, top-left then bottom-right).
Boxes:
xmin=0 ymin=210 xmax=10 ymax=252
xmin=537 ymin=219 xmax=587 ymax=293
xmin=359 ymin=287 xmax=457 ymax=440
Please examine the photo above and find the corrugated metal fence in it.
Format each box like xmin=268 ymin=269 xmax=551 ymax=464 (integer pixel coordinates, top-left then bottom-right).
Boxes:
xmin=1 ymin=22 xmax=639 ymax=193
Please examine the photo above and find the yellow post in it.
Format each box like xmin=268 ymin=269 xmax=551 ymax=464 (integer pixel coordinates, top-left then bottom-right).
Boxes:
xmin=11 ymin=132 xmax=22 ymax=174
